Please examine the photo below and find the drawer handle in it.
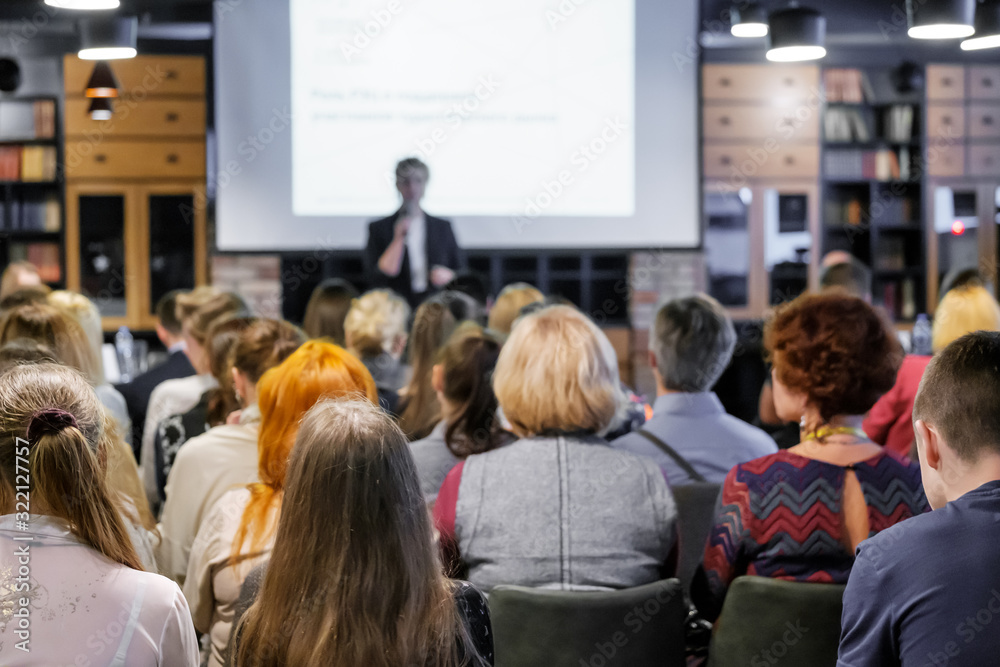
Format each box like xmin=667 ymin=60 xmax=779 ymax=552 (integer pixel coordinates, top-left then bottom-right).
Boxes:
xmin=983 ymin=77 xmax=994 ymax=88
xmin=783 ymin=77 xmax=795 ymax=87
xmin=942 ymin=115 xmax=953 ymax=125
xmin=784 ymin=156 xmax=795 ymax=165
xmin=719 ymin=115 xmax=731 ymax=126
xmin=942 ymin=77 xmax=953 ymax=87
xmin=984 ymin=115 xmax=995 ymax=126
xmin=720 ymin=155 xmax=732 ymax=166
xmin=94 ymin=154 xmax=107 ymax=163
xmin=165 ymin=69 xmax=178 ymax=80
xmin=166 ymin=112 xmax=179 ymax=122
xmin=720 ymin=77 xmax=731 ymax=87
xmin=166 ymin=154 xmax=179 ymax=164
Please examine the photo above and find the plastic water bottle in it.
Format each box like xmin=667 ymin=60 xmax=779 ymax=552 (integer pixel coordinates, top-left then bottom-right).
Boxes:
xmin=911 ymin=313 xmax=932 ymax=356
xmin=115 ymin=326 xmax=137 ymax=383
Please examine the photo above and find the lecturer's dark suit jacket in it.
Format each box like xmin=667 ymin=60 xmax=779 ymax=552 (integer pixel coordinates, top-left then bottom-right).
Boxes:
xmin=115 ymin=349 xmax=195 ymax=460
xmin=364 ymin=210 xmax=464 ymax=306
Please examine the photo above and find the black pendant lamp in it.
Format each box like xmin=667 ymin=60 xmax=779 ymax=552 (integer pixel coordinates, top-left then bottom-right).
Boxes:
xmin=731 ymin=3 xmax=769 ymax=37
xmin=88 ymin=97 xmax=114 ymax=121
xmin=907 ymin=0 xmax=975 ymax=39
xmin=85 ymin=61 xmax=119 ymax=98
xmin=766 ymin=6 xmax=827 ymax=62
xmin=78 ymin=16 xmax=138 ymax=60
xmin=962 ymin=0 xmax=1000 ymax=49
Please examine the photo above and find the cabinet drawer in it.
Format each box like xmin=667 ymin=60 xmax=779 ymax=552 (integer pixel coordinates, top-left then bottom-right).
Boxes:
xmin=65 ymin=141 xmax=205 ymax=179
xmin=703 ymin=64 xmax=819 ymax=102
xmin=969 ymin=66 xmax=1000 ymax=100
xmin=65 ymin=99 xmax=206 ymax=138
xmin=925 ymin=143 xmax=964 ymax=177
xmin=704 ymin=143 xmax=818 ymax=179
xmin=64 ymin=55 xmax=205 ymax=97
xmin=926 ymin=65 xmax=965 ymax=101
xmin=926 ymin=105 xmax=965 ymax=140
xmin=969 ymin=144 xmax=1000 ymax=176
xmin=703 ymin=104 xmax=819 ymax=142
xmin=968 ymin=104 xmax=1000 ymax=138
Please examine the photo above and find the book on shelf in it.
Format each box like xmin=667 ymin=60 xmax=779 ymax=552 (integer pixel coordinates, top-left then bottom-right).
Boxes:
xmin=824 ymin=107 xmax=872 ymax=142
xmin=0 ymin=146 xmax=20 ymax=181
xmin=9 ymin=242 xmax=60 ymax=283
xmin=16 ymin=194 xmax=61 ymax=232
xmin=32 ymin=100 xmax=55 ymax=139
xmin=883 ymin=105 xmax=914 ymax=143
xmin=824 ymin=68 xmax=871 ymax=103
xmin=876 ymin=237 xmax=906 ymax=271
xmin=825 ymin=148 xmax=902 ymax=180
xmin=20 ymin=146 xmax=56 ymax=181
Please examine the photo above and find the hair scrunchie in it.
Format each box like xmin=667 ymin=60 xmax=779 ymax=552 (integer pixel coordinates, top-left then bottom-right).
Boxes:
xmin=26 ymin=408 xmax=79 ymax=443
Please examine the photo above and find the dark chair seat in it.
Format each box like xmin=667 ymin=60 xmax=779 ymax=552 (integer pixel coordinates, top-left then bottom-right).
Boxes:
xmin=490 ymin=578 xmax=687 ymax=667
xmin=707 ymin=576 xmax=846 ymax=667
xmin=672 ymin=482 xmax=722 ymax=596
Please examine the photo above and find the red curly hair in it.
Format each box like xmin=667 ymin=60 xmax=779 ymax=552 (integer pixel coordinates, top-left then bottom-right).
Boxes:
xmin=765 ymin=292 xmax=902 ymax=426
xmin=232 ymin=340 xmax=378 ymax=561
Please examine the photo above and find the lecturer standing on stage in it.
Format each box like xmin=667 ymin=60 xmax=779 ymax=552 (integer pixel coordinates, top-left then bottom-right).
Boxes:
xmin=364 ymin=157 xmax=463 ymax=306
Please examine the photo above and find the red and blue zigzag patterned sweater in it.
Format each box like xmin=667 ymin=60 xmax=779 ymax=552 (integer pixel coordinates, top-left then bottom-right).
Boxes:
xmin=697 ymin=449 xmax=928 ymax=617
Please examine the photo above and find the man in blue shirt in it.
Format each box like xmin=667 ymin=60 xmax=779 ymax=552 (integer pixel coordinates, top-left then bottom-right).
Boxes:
xmin=838 ymin=331 xmax=1000 ymax=667
xmin=611 ymin=294 xmax=776 ymax=487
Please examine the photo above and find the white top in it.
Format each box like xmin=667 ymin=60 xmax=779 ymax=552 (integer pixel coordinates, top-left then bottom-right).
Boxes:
xmin=183 ymin=488 xmax=274 ymax=667
xmin=0 ymin=514 xmax=199 ymax=666
xmin=96 ymin=383 xmax=132 ymax=447
xmin=406 ymin=211 xmax=427 ymax=293
xmin=157 ymin=405 xmax=261 ymax=585
xmin=140 ymin=373 xmax=218 ymax=511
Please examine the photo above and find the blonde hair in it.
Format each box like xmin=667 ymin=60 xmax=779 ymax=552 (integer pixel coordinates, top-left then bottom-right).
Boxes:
xmin=0 ymin=363 xmax=142 ymax=569
xmin=49 ymin=290 xmax=106 ymax=384
xmin=488 ymin=283 xmax=544 ymax=335
xmin=0 ymin=303 xmax=102 ymax=385
xmin=343 ymin=289 xmax=410 ymax=358
xmin=493 ymin=305 xmax=623 ymax=437
xmin=0 ymin=261 xmax=44 ymax=301
xmin=932 ymin=285 xmax=1000 ymax=353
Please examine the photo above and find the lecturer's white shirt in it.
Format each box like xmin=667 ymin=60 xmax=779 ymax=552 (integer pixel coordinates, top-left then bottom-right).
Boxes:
xmin=405 ymin=211 xmax=427 ymax=293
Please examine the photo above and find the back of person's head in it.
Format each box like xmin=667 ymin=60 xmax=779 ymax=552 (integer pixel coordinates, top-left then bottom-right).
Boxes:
xmin=234 ymin=340 xmax=378 ymax=559
xmin=302 ymin=278 xmax=359 ymax=345
xmin=932 ymin=285 xmax=1000 ymax=353
xmin=0 ymin=303 xmax=102 ymax=385
xmin=204 ymin=316 xmax=257 ymax=425
xmin=765 ymin=292 xmax=901 ymax=430
xmin=232 ymin=318 xmax=307 ymax=385
xmin=650 ymin=294 xmax=735 ymax=392
xmin=436 ymin=289 xmax=486 ymax=326
xmin=0 ymin=285 xmax=51 ymax=313
xmin=445 ymin=271 xmax=489 ymax=308
xmin=0 ymin=363 xmax=142 ymax=569
xmin=0 ymin=261 xmax=43 ymax=301
xmin=438 ymin=324 xmax=505 ymax=456
xmin=488 ymin=282 xmax=544 ymax=335
xmin=396 ymin=156 xmax=429 ymax=180
xmin=820 ymin=259 xmax=872 ymax=299
xmin=0 ymin=338 xmax=58 ymax=373
xmin=397 ymin=299 xmax=458 ymax=439
xmin=494 ymin=305 xmax=623 ymax=437
xmin=915 ymin=331 xmax=1000 ymax=462
xmin=940 ymin=266 xmax=987 ymax=299
xmin=234 ymin=399 xmax=478 ymax=666
xmin=343 ymin=289 xmax=410 ymax=358
xmin=48 ymin=290 xmax=106 ymax=384
xmin=181 ymin=290 xmax=249 ymax=347
xmin=156 ymin=289 xmax=185 ymax=336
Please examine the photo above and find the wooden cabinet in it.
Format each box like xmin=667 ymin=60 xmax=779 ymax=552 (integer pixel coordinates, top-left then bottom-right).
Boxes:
xmin=703 ymin=64 xmax=819 ymax=102
xmin=968 ymin=66 xmax=1000 ymax=100
xmin=63 ymin=54 xmax=207 ymax=331
xmin=927 ymin=65 xmax=965 ymax=101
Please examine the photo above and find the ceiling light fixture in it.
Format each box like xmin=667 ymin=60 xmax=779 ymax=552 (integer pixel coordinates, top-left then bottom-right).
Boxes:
xmin=45 ymin=0 xmax=121 ymax=9
xmin=766 ymin=6 xmax=827 ymax=62
xmin=961 ymin=0 xmax=1000 ymax=49
xmin=88 ymin=97 xmax=114 ymax=121
xmin=731 ymin=3 xmax=769 ymax=38
xmin=78 ymin=16 xmax=138 ymax=60
xmin=907 ymin=0 xmax=976 ymax=39
xmin=84 ymin=61 xmax=119 ymax=98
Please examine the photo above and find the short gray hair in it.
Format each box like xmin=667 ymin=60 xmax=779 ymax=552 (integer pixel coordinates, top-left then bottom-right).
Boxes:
xmin=649 ymin=294 xmax=736 ymax=392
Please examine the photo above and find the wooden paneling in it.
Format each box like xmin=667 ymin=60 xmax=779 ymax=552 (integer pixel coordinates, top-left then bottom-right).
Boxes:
xmin=703 ymin=104 xmax=819 ymax=142
xmin=925 ymin=104 xmax=965 ymax=140
xmin=967 ymin=104 xmax=1000 ymax=139
xmin=66 ymin=141 xmax=205 ymax=180
xmin=968 ymin=66 xmax=1000 ymax=101
xmin=704 ymin=143 xmax=819 ymax=180
xmin=64 ymin=55 xmax=205 ymax=98
xmin=702 ymin=64 xmax=820 ymax=102
xmin=926 ymin=143 xmax=965 ymax=177
xmin=968 ymin=144 xmax=1000 ymax=177
xmin=927 ymin=65 xmax=965 ymax=101
xmin=65 ymin=98 xmax=206 ymax=138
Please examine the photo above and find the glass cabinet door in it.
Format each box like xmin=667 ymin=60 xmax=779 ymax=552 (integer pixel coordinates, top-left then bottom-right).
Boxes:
xmin=147 ymin=194 xmax=196 ymax=317
xmin=933 ymin=186 xmax=980 ymax=292
xmin=704 ymin=188 xmax=751 ymax=310
xmin=75 ymin=193 xmax=128 ymax=318
xmin=764 ymin=189 xmax=813 ymax=306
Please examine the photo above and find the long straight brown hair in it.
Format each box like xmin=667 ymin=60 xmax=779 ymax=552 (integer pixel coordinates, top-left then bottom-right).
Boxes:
xmin=0 ymin=363 xmax=143 ymax=570
xmin=233 ymin=399 xmax=484 ymax=667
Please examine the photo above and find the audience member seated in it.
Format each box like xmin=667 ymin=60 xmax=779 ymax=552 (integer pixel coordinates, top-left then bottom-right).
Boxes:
xmin=612 ymin=294 xmax=777 ymax=486
xmin=445 ymin=271 xmax=491 ymax=324
xmin=939 ymin=265 xmax=989 ymax=299
xmin=864 ymin=284 xmax=1000 ymax=457
xmin=141 ymin=288 xmax=247 ymax=512
xmin=0 ymin=259 xmax=46 ymax=301
xmin=820 ymin=258 xmax=872 ymax=301
xmin=229 ymin=399 xmax=493 ymax=667
xmin=344 ymin=288 xmax=411 ymax=414
xmin=839 ymin=332 xmax=1000 ymax=666
xmin=301 ymin=277 xmax=358 ymax=345
xmin=411 ymin=324 xmax=511 ymax=503
xmin=0 ymin=284 xmax=50 ymax=314
xmin=0 ymin=363 xmax=198 ymax=665
xmin=486 ymin=282 xmax=543 ymax=337
xmin=49 ymin=289 xmax=132 ymax=442
xmin=157 ymin=319 xmax=304 ymax=584
xmin=117 ymin=290 xmax=196 ymax=456
xmin=695 ymin=292 xmax=928 ymax=622
xmin=184 ymin=341 xmax=377 ymax=667
xmin=434 ymin=305 xmax=678 ymax=591
xmin=398 ymin=297 xmax=458 ymax=440
xmin=153 ymin=316 xmax=255 ymax=505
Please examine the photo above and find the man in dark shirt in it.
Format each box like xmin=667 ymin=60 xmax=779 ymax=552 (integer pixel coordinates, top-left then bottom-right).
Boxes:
xmin=838 ymin=331 xmax=1000 ymax=667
